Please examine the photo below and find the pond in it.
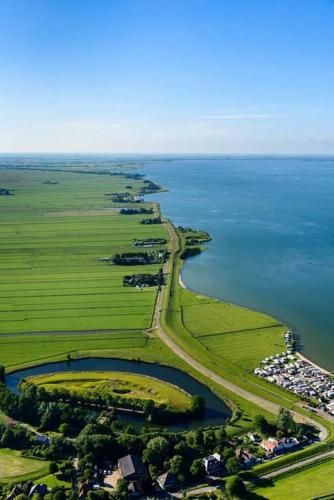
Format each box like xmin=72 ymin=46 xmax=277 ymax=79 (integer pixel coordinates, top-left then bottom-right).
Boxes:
xmin=6 ymin=357 xmax=231 ymax=431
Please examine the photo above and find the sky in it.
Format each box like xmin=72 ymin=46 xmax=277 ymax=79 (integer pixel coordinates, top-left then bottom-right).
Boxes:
xmin=0 ymin=0 xmax=333 ymax=154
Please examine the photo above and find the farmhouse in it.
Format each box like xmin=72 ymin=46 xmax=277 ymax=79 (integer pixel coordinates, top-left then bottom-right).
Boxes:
xmin=203 ymin=453 xmax=223 ymax=475
xmin=156 ymin=472 xmax=179 ymax=492
xmin=118 ymin=454 xmax=148 ymax=486
xmin=261 ymin=437 xmax=300 ymax=455
xmin=261 ymin=437 xmax=279 ymax=454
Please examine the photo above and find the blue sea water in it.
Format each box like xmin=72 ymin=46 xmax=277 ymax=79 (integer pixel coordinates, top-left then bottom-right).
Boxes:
xmin=143 ymin=157 xmax=334 ymax=371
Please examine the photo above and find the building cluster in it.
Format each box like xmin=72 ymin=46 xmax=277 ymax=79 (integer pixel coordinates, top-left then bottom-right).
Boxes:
xmin=260 ymin=436 xmax=300 ymax=454
xmin=243 ymin=432 xmax=302 ymax=462
xmin=101 ymin=454 xmax=180 ymax=496
xmin=254 ymin=341 xmax=334 ymax=411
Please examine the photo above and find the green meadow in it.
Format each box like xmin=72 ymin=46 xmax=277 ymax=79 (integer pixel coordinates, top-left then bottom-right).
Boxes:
xmin=181 ymin=288 xmax=286 ymax=371
xmin=0 ymin=169 xmax=167 ymax=334
xmin=29 ymin=370 xmax=192 ymax=411
xmin=0 ymin=448 xmax=49 ymax=484
xmin=251 ymin=458 xmax=334 ymax=499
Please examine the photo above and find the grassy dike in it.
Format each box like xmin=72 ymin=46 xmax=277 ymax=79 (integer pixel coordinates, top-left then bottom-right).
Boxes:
xmin=159 ymin=220 xmax=334 ymax=470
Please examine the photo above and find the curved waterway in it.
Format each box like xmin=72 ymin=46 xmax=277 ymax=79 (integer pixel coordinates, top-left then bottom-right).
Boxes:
xmin=5 ymin=358 xmax=231 ymax=431
xmin=143 ymin=157 xmax=334 ymax=371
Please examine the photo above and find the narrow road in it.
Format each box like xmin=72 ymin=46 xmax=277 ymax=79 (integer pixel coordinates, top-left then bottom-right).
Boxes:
xmin=172 ymin=451 xmax=334 ymax=498
xmin=153 ymin=219 xmax=328 ymax=441
xmin=259 ymin=449 xmax=334 ymax=480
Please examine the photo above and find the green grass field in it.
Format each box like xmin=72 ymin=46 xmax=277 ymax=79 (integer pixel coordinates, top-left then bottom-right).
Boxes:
xmin=29 ymin=370 xmax=192 ymax=411
xmin=181 ymin=288 xmax=285 ymax=371
xmin=34 ymin=473 xmax=71 ymax=488
xmin=0 ymin=448 xmax=49 ymax=483
xmin=251 ymin=458 xmax=334 ymax=499
xmin=0 ymin=169 xmax=167 ymax=334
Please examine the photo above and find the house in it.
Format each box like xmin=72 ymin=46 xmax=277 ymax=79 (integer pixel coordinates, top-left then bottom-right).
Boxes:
xmin=78 ymin=480 xmax=93 ymax=498
xmin=6 ymin=486 xmax=22 ymax=500
xmin=156 ymin=472 xmax=179 ymax=492
xmin=261 ymin=437 xmax=299 ymax=455
xmin=29 ymin=484 xmax=48 ymax=498
xmin=247 ymin=432 xmax=260 ymax=443
xmin=118 ymin=454 xmax=148 ymax=485
xmin=277 ymin=437 xmax=299 ymax=452
xmin=34 ymin=433 xmax=51 ymax=445
xmin=261 ymin=437 xmax=279 ymax=454
xmin=235 ymin=448 xmax=256 ymax=467
xmin=203 ymin=453 xmax=223 ymax=475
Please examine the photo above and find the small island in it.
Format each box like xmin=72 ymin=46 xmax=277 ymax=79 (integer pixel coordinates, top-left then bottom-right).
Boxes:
xmin=25 ymin=371 xmax=203 ymax=422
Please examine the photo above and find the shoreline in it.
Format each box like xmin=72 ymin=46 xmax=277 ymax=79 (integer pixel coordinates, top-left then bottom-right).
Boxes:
xmin=146 ymin=167 xmax=334 ymax=384
xmin=179 ymin=270 xmax=333 ymax=378
xmin=296 ymin=352 xmax=333 ymax=376
xmin=177 ymin=258 xmax=334 ymax=379
xmin=178 ymin=272 xmax=186 ymax=289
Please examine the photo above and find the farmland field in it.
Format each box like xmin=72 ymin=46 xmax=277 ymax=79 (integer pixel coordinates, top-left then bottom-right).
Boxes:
xmin=0 ymin=168 xmax=168 ymax=335
xmin=0 ymin=448 xmax=49 ymax=483
xmin=28 ymin=370 xmax=192 ymax=410
xmin=251 ymin=458 xmax=334 ymax=499
xmin=180 ymin=288 xmax=285 ymax=371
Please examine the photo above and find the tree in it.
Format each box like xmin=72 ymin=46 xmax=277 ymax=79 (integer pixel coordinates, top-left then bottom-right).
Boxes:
xmin=222 ymin=447 xmax=235 ymax=460
xmin=87 ymin=492 xmax=110 ymax=500
xmin=277 ymin=408 xmax=295 ymax=435
xmin=1 ymin=428 xmax=15 ymax=448
xmin=148 ymin=463 xmax=159 ymax=480
xmin=190 ymin=458 xmax=205 ymax=480
xmin=58 ymin=423 xmax=71 ymax=436
xmin=254 ymin=414 xmax=270 ymax=435
xmin=225 ymin=475 xmax=246 ymax=498
xmin=215 ymin=428 xmax=227 ymax=446
xmin=0 ymin=365 xmax=5 ymax=383
xmin=117 ymin=433 xmax=142 ymax=455
xmin=49 ymin=461 xmax=58 ymax=474
xmin=204 ymin=430 xmax=216 ymax=451
xmin=50 ymin=490 xmax=67 ymax=500
xmin=168 ymin=454 xmax=185 ymax=475
xmin=193 ymin=429 xmax=204 ymax=448
xmin=143 ymin=436 xmax=169 ymax=465
xmin=111 ymin=478 xmax=129 ymax=500
xmin=190 ymin=395 xmax=205 ymax=417
xmin=226 ymin=457 xmax=240 ymax=475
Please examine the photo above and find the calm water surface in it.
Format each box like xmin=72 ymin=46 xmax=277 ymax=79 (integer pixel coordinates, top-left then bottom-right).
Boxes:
xmin=144 ymin=157 xmax=334 ymax=371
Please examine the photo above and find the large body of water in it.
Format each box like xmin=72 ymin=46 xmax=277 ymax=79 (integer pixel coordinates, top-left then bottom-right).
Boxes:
xmin=143 ymin=157 xmax=334 ymax=371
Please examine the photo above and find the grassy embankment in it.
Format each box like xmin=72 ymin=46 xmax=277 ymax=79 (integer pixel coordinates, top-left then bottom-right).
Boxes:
xmin=28 ymin=371 xmax=192 ymax=411
xmin=250 ymin=456 xmax=334 ymax=499
xmin=0 ymin=448 xmax=49 ymax=484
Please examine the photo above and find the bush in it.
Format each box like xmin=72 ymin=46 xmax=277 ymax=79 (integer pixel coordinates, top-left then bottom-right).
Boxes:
xmin=225 ymin=475 xmax=246 ymax=498
xmin=49 ymin=461 xmax=58 ymax=474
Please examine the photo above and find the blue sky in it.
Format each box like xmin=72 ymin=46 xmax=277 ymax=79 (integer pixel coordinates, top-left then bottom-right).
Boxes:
xmin=0 ymin=0 xmax=333 ymax=154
